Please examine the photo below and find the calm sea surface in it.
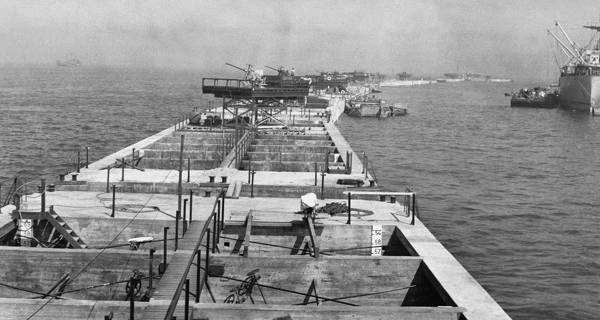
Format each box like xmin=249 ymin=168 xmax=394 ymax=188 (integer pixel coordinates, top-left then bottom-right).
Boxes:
xmin=1 ymin=66 xmax=598 ymax=319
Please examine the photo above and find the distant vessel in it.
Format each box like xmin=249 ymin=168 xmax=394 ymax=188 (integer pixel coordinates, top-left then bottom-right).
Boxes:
xmin=345 ymin=96 xmax=407 ymax=117
xmin=509 ymin=87 xmax=559 ymax=108
xmin=56 ymin=54 xmax=81 ymax=67
xmin=548 ymin=21 xmax=600 ymax=111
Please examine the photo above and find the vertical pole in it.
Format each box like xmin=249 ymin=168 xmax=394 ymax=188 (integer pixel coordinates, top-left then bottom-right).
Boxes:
xmin=40 ymin=179 xmax=46 ymax=213
xmin=205 ymin=228 xmax=211 ymax=280
xmin=364 ymin=155 xmax=368 ymax=180
xmin=85 ymin=146 xmax=89 ymax=168
xmin=411 ymin=193 xmax=416 ymax=225
xmin=178 ymin=135 xmax=184 ymax=215
xmin=325 ymin=151 xmax=329 ymax=173
xmin=185 ymin=279 xmax=190 ymax=320
xmin=148 ymin=248 xmax=155 ymax=291
xmin=132 ymin=148 xmax=136 ymax=166
xmin=175 ymin=210 xmax=180 ymax=251
xmin=0 ymin=183 xmax=2 ymax=205
xmin=106 ymin=168 xmax=110 ymax=193
xmin=189 ymin=190 xmax=193 ymax=223
xmin=195 ymin=250 xmax=201 ymax=303
xmin=346 ymin=192 xmax=352 ymax=224
xmin=247 ymin=158 xmax=251 ymax=183
xmin=183 ymin=199 xmax=188 ymax=234
xmin=163 ymin=227 xmax=169 ymax=271
xmin=345 ymin=151 xmax=350 ymax=174
xmin=320 ymin=171 xmax=325 ymax=200
xmin=212 ymin=210 xmax=217 ymax=253
xmin=187 ymin=158 xmax=190 ymax=183
xmin=250 ymin=171 xmax=255 ymax=198
xmin=77 ymin=150 xmax=81 ymax=173
xmin=121 ymin=157 xmax=125 ymax=181
xmin=314 ymin=162 xmax=318 ymax=186
xmin=362 ymin=152 xmax=366 ymax=174
xmin=111 ymin=185 xmax=116 ymax=218
xmin=129 ymin=278 xmax=134 ymax=320
xmin=220 ymin=191 xmax=225 ymax=234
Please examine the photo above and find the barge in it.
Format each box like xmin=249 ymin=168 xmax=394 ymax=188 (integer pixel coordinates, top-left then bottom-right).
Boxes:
xmin=0 ymin=71 xmax=510 ymax=320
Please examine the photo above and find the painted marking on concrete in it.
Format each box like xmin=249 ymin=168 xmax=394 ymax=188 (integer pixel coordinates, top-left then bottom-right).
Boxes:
xmin=371 ymin=224 xmax=382 ymax=256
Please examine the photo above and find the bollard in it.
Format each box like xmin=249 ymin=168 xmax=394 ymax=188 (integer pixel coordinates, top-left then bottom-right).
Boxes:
xmin=86 ymin=147 xmax=89 ymax=168
xmin=183 ymin=199 xmax=188 ymax=234
xmin=187 ymin=158 xmax=190 ymax=183
xmin=121 ymin=157 xmax=125 ymax=181
xmin=148 ymin=248 xmax=155 ymax=291
xmin=111 ymin=185 xmax=116 ymax=218
xmin=189 ymin=190 xmax=193 ymax=223
xmin=106 ymin=167 xmax=111 ymax=193
xmin=77 ymin=150 xmax=81 ymax=173
xmin=320 ymin=170 xmax=326 ymax=200
xmin=175 ymin=210 xmax=180 ymax=251
xmin=250 ymin=170 xmax=256 ymax=198
xmin=314 ymin=162 xmax=318 ymax=186
xmin=185 ymin=278 xmax=190 ymax=320
xmin=195 ymin=250 xmax=201 ymax=302
xmin=346 ymin=192 xmax=352 ymax=224
xmin=40 ymin=179 xmax=46 ymax=213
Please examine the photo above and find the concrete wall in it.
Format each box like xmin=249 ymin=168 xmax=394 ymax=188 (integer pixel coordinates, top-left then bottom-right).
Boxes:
xmin=0 ymin=247 xmax=160 ymax=300
xmin=221 ymin=224 xmax=399 ymax=256
xmin=200 ymin=255 xmax=422 ymax=306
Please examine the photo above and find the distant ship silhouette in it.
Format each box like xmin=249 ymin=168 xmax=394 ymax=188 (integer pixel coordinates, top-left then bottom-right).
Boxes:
xmin=56 ymin=54 xmax=81 ymax=67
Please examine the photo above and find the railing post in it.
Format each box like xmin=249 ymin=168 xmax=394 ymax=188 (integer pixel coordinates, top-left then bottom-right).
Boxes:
xmin=250 ymin=170 xmax=256 ymax=198
xmin=325 ymin=151 xmax=329 ymax=173
xmin=85 ymin=146 xmax=89 ymax=168
xmin=320 ymin=170 xmax=326 ymax=200
xmin=187 ymin=158 xmax=190 ymax=183
xmin=411 ymin=193 xmax=416 ymax=225
xmin=346 ymin=192 xmax=352 ymax=225
xmin=132 ymin=148 xmax=136 ymax=166
xmin=175 ymin=210 xmax=180 ymax=251
xmin=314 ymin=162 xmax=318 ymax=186
xmin=364 ymin=155 xmax=368 ymax=180
xmin=183 ymin=199 xmax=188 ymax=234
xmin=106 ymin=167 xmax=110 ymax=193
xmin=185 ymin=278 xmax=190 ymax=320
xmin=220 ymin=191 xmax=225 ymax=234
xmin=148 ymin=248 xmax=155 ymax=292
xmin=121 ymin=157 xmax=125 ymax=181
xmin=111 ymin=185 xmax=116 ymax=218
xmin=77 ymin=150 xmax=81 ymax=173
xmin=196 ymin=249 xmax=201 ymax=302
xmin=189 ymin=190 xmax=193 ymax=223
xmin=212 ymin=212 xmax=217 ymax=253
xmin=40 ymin=179 xmax=45 ymax=213
xmin=362 ymin=152 xmax=366 ymax=174
xmin=161 ymin=227 xmax=169 ymax=274
xmin=178 ymin=135 xmax=185 ymax=217
xmin=205 ymin=228 xmax=211 ymax=280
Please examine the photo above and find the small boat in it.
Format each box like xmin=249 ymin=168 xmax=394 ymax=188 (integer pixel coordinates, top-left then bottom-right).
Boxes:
xmin=345 ymin=96 xmax=407 ymax=118
xmin=509 ymin=87 xmax=559 ymax=108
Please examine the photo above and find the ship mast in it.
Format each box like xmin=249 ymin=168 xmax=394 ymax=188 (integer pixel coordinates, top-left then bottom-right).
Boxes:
xmin=583 ymin=25 xmax=600 ymax=50
xmin=547 ymin=29 xmax=583 ymax=64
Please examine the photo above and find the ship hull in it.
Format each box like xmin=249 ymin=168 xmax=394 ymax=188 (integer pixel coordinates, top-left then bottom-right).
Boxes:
xmin=559 ymin=75 xmax=600 ymax=111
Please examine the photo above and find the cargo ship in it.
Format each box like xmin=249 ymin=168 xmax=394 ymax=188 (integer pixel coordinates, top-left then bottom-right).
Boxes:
xmin=0 ymin=69 xmax=510 ymax=320
xmin=549 ymin=21 xmax=600 ymax=111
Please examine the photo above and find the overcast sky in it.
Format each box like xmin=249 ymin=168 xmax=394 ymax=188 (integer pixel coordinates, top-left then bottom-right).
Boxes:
xmin=1 ymin=0 xmax=599 ymax=79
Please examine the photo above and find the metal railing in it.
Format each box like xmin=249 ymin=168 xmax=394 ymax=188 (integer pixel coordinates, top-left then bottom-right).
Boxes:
xmin=202 ymin=78 xmax=250 ymax=89
xmin=163 ymin=190 xmax=226 ymax=320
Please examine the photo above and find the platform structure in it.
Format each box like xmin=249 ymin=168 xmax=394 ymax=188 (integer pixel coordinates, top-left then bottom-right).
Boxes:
xmin=0 ymin=85 xmax=512 ymax=320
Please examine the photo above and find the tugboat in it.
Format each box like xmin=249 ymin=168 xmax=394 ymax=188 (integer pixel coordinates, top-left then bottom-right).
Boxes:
xmin=548 ymin=21 xmax=600 ymax=112
xmin=509 ymin=87 xmax=559 ymax=108
xmin=345 ymin=95 xmax=407 ymax=118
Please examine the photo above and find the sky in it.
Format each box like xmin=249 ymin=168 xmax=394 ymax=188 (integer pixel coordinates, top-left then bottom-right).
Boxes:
xmin=1 ymin=0 xmax=599 ymax=80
